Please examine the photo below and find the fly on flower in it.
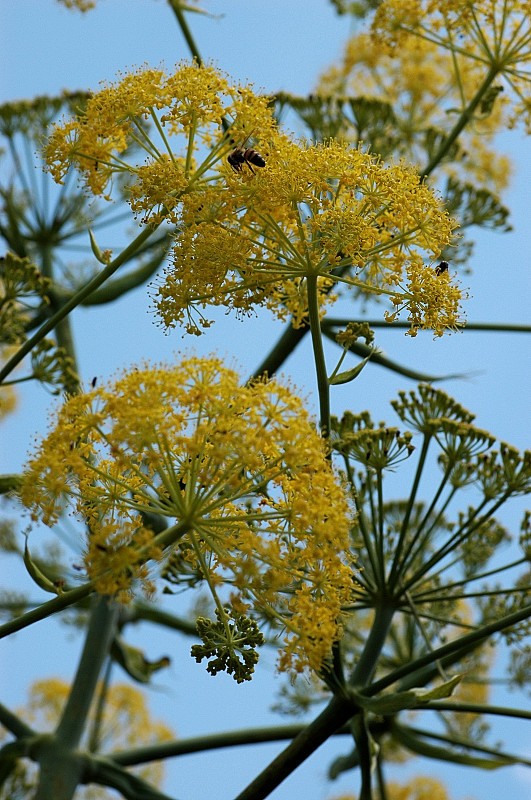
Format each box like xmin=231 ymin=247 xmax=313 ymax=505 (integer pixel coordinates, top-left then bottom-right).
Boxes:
xmin=227 ymin=132 xmax=266 ymax=174
xmin=434 ymin=261 xmax=449 ymax=276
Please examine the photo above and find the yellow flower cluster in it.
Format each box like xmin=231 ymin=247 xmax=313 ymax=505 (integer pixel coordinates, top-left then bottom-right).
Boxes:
xmin=153 ymin=136 xmax=461 ymax=336
xmin=45 ymin=62 xmax=277 ymax=206
xmin=318 ymin=33 xmax=511 ymax=191
xmin=373 ymin=0 xmax=531 ymax=131
xmin=21 ymin=357 xmax=355 ymax=673
xmin=385 ymin=258 xmax=465 ymax=337
xmin=44 ymin=62 xmax=463 ymax=336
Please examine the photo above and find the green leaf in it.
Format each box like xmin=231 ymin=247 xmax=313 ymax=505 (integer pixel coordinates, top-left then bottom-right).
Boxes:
xmin=111 ymin=636 xmax=170 ymax=683
xmin=355 ymin=675 xmax=462 ymax=714
xmin=329 ymin=352 xmax=373 ymax=385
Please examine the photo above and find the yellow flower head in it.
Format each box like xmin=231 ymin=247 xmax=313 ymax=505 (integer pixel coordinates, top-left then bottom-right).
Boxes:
xmin=318 ymin=32 xmax=511 ymax=192
xmin=44 ymin=62 xmax=277 ymax=209
xmin=21 ymin=356 xmax=355 ymax=673
xmin=373 ymin=0 xmax=531 ymax=130
xmin=153 ymin=137 xmax=460 ymax=336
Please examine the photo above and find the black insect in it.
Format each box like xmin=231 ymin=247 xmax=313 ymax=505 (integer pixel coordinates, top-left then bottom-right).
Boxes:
xmin=434 ymin=261 xmax=449 ymax=275
xmin=227 ymin=136 xmax=266 ymax=174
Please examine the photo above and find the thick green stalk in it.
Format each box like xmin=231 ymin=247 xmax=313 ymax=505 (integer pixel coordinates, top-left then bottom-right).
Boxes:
xmin=349 ymin=603 xmax=396 ymax=688
xmin=55 ymin=596 xmax=118 ymax=746
xmin=233 ymin=694 xmax=355 ymax=800
xmin=306 ymin=274 xmax=330 ymax=435
xmin=33 ymin=597 xmax=118 ymax=800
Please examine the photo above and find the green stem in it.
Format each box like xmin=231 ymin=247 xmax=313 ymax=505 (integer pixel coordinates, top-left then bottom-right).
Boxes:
xmin=110 ymin=723 xmax=350 ymax=766
xmin=0 ymin=700 xmax=36 ymax=738
xmin=388 ymin=434 xmax=432 ymax=589
xmin=0 ymin=581 xmax=95 ymax=640
xmin=32 ymin=600 xmax=118 ymax=800
xmin=306 ymin=274 xmax=330 ymax=435
xmin=367 ymin=602 xmax=531 ymax=697
xmin=420 ymin=702 xmax=531 ymax=721
xmin=350 ymin=603 xmax=396 ymax=687
xmin=55 ymin=596 xmax=118 ymax=746
xmin=0 ymin=222 xmax=158 ymax=384
xmin=422 ymin=63 xmax=501 ymax=178
xmin=352 ymin=714 xmax=373 ymax=800
xmin=168 ymin=0 xmax=203 ymax=63
xmin=399 ymin=723 xmax=531 ymax=766
xmin=251 ymin=321 xmax=308 ymax=379
xmin=323 ymin=318 xmax=531 ymax=333
xmin=40 ymin=242 xmax=80 ymax=393
xmin=233 ymin=694 xmax=354 ymax=800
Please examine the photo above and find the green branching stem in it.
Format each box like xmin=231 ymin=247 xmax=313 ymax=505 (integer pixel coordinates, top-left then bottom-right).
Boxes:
xmin=388 ymin=433 xmax=432 ymax=589
xmin=395 ymin=460 xmax=457 ymax=582
xmin=233 ymin=694 xmax=355 ymax=800
xmin=399 ymin=490 xmax=513 ymax=595
xmin=0 ymin=221 xmax=158 ymax=384
xmin=367 ymin=601 xmax=531 ymax=697
xmin=422 ymin=63 xmax=501 ymax=178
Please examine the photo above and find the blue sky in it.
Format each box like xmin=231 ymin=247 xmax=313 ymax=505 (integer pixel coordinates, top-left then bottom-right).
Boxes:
xmin=1 ymin=2 xmax=530 ymax=799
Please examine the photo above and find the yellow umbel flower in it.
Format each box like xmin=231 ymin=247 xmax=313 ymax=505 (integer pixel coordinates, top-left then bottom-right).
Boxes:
xmin=21 ymin=356 xmax=355 ymax=674
xmin=44 ymin=62 xmax=277 ymax=208
xmin=373 ymin=0 xmax=531 ymax=131
xmin=318 ymin=32 xmax=511 ymax=192
xmin=153 ymin=136 xmax=461 ymax=336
